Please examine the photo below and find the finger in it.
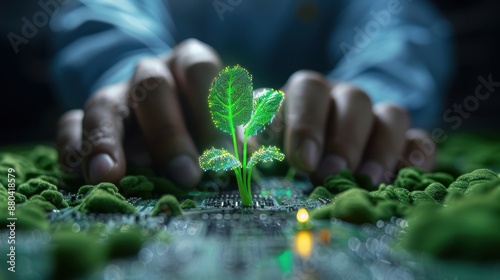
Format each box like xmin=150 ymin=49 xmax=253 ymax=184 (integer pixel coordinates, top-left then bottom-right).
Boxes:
xmin=57 ymin=110 xmax=84 ymax=174
xmin=401 ymin=128 xmax=436 ymax=171
xmin=130 ymin=57 xmax=201 ymax=189
xmin=357 ymin=103 xmax=410 ymax=185
xmin=81 ymin=83 xmax=129 ymax=184
xmin=313 ymin=84 xmax=374 ymax=182
xmin=283 ymin=70 xmax=331 ymax=173
xmin=168 ymin=39 xmax=227 ymax=150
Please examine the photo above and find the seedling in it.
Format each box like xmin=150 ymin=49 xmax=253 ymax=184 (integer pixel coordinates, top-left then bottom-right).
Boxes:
xmin=199 ymin=65 xmax=285 ymax=206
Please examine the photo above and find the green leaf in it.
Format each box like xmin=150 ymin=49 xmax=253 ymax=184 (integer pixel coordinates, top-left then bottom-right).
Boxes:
xmin=208 ymin=65 xmax=253 ymax=134
xmin=247 ymin=146 xmax=285 ymax=168
xmin=244 ymin=88 xmax=284 ymax=137
xmin=199 ymin=148 xmax=241 ymax=171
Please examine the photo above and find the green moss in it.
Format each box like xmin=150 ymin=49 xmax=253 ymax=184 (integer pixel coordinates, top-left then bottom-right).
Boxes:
xmin=424 ymin=183 xmax=448 ymax=203
xmin=435 ymin=133 xmax=500 ymax=176
xmin=311 ymin=189 xmax=376 ymax=224
xmin=443 ymin=190 xmax=464 ymax=206
xmin=308 ymin=186 xmax=333 ymax=200
xmin=393 ymin=188 xmax=411 ymax=205
xmin=310 ymin=204 xmax=332 ymax=220
xmin=312 ymin=184 xmax=414 ymax=224
xmin=370 ymin=184 xmax=398 ymax=201
xmin=27 ymin=195 xmax=58 ymax=211
xmin=151 ymin=195 xmax=182 ymax=216
xmin=18 ymin=178 xmax=57 ymax=198
xmin=323 ymin=169 xmax=359 ymax=194
xmin=464 ymin=179 xmax=500 ymax=196
xmin=403 ymin=187 xmax=500 ymax=261
xmin=119 ymin=175 xmax=154 ymax=198
xmin=77 ymin=185 xmax=95 ymax=196
xmin=51 ymin=232 xmax=107 ymax=280
xmin=0 ymin=184 xmax=17 ymax=203
xmin=394 ymin=167 xmax=455 ymax=192
xmin=77 ymin=189 xmax=136 ymax=214
xmin=0 ymin=203 xmax=49 ymax=230
xmin=410 ymin=191 xmax=437 ymax=204
xmin=41 ymin=190 xmax=69 ymax=209
xmin=28 ymin=145 xmax=59 ymax=171
xmin=395 ymin=167 xmax=424 ymax=191
xmin=0 ymin=153 xmax=37 ymax=186
xmin=422 ymin=172 xmax=454 ymax=188
xmin=448 ymin=169 xmax=498 ymax=194
xmin=97 ymin=182 xmax=126 ymax=201
xmin=107 ymin=227 xmax=145 ymax=259
xmin=375 ymin=200 xmax=407 ymax=220
xmin=180 ymin=199 xmax=197 ymax=209
xmin=15 ymin=192 xmax=27 ymax=204
xmin=33 ymin=174 xmax=59 ymax=186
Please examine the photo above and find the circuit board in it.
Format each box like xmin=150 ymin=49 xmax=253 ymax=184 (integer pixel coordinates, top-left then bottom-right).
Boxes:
xmin=2 ymin=177 xmax=499 ymax=280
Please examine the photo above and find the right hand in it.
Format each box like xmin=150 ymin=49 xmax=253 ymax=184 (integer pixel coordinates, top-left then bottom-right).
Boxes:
xmin=57 ymin=39 xmax=224 ymax=188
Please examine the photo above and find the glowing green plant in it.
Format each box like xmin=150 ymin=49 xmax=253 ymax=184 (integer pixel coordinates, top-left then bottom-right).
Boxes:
xmin=199 ymin=65 xmax=285 ymax=206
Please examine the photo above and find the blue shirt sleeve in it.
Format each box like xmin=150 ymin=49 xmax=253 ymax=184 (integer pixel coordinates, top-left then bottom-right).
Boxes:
xmin=51 ymin=0 xmax=452 ymax=129
xmin=327 ymin=0 xmax=453 ymax=128
xmin=50 ymin=0 xmax=175 ymax=109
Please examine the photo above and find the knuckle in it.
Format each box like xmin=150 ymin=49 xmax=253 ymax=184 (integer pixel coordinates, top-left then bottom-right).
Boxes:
xmin=375 ymin=103 xmax=410 ymax=122
xmin=177 ymin=38 xmax=206 ymax=50
xmin=135 ymin=58 xmax=171 ymax=85
xmin=287 ymin=70 xmax=331 ymax=93
xmin=135 ymin=57 xmax=159 ymax=72
xmin=85 ymin=91 xmax=110 ymax=109
xmin=334 ymin=84 xmax=372 ymax=109
xmin=58 ymin=109 xmax=83 ymax=129
xmin=84 ymin=87 xmax=128 ymax=118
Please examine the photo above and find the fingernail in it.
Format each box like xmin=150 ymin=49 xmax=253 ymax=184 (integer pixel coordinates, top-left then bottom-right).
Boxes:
xmin=296 ymin=139 xmax=320 ymax=172
xmin=166 ymin=155 xmax=201 ymax=188
xmin=89 ymin=153 xmax=115 ymax=182
xmin=316 ymin=155 xmax=347 ymax=180
xmin=358 ymin=160 xmax=384 ymax=185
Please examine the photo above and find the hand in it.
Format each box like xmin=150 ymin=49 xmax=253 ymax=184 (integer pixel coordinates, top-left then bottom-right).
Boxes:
xmin=280 ymin=71 xmax=435 ymax=185
xmin=57 ymin=39 xmax=223 ymax=188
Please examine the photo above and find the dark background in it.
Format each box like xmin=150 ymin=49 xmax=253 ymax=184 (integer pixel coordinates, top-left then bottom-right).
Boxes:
xmin=1 ymin=0 xmax=499 ymax=146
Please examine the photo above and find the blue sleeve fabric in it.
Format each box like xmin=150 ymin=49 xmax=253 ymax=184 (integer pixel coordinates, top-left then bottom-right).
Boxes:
xmin=327 ymin=0 xmax=453 ymax=128
xmin=51 ymin=0 xmax=452 ymax=128
xmin=50 ymin=0 xmax=174 ymax=109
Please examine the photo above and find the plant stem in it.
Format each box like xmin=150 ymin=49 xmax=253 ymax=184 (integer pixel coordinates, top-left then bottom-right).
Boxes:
xmin=242 ymin=135 xmax=249 ymax=194
xmin=247 ymin=165 xmax=253 ymax=193
xmin=233 ymin=168 xmax=251 ymax=205
xmin=230 ymin=126 xmax=252 ymax=206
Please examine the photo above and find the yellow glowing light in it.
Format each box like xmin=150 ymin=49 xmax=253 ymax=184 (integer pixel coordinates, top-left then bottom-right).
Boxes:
xmin=294 ymin=230 xmax=313 ymax=259
xmin=296 ymin=208 xmax=309 ymax=223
